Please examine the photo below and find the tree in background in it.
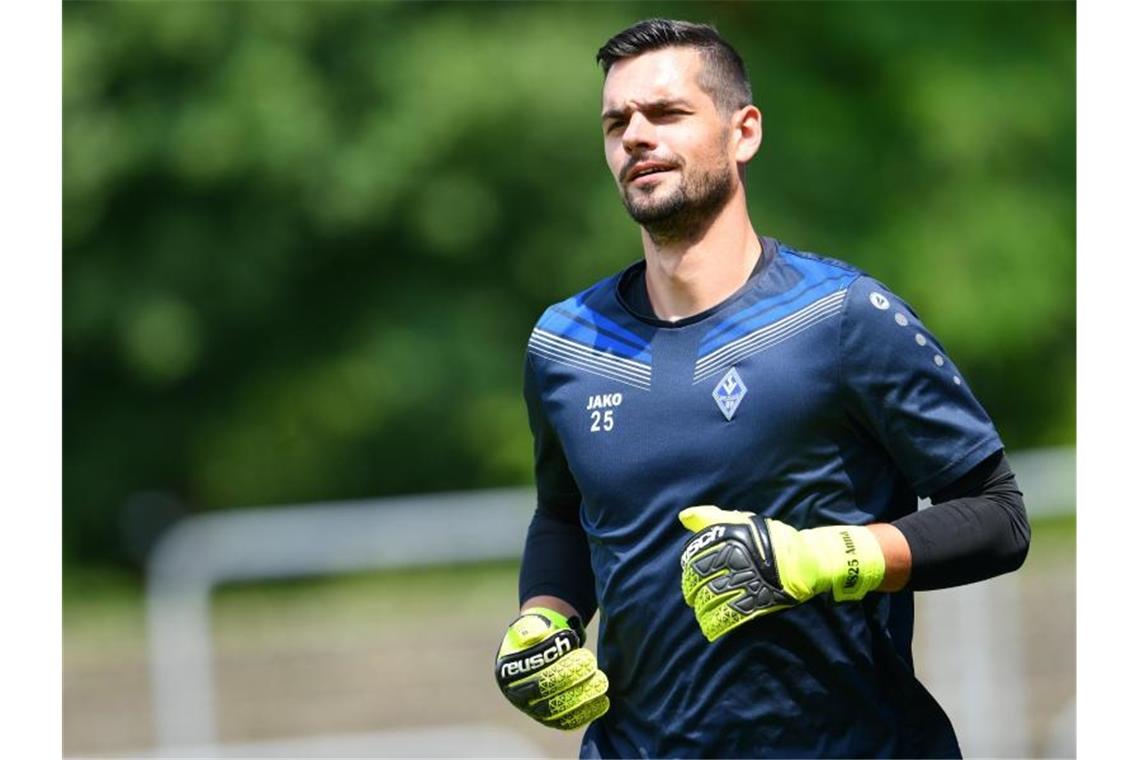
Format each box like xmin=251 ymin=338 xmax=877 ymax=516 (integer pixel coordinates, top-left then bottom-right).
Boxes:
xmin=63 ymin=1 xmax=1074 ymax=567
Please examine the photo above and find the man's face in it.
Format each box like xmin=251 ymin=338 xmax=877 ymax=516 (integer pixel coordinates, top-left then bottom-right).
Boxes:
xmin=601 ymin=47 xmax=737 ymax=238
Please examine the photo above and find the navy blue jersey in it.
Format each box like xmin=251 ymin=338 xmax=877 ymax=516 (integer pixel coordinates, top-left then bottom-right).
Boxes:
xmin=521 ymin=238 xmax=1001 ymax=758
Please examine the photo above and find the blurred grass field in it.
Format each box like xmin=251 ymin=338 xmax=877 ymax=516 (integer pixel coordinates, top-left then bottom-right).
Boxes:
xmin=64 ymin=514 xmax=1074 ymax=758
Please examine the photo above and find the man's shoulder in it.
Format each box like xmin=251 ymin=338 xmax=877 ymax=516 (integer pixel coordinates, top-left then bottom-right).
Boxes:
xmin=773 ymin=242 xmax=924 ymax=319
xmin=525 ymin=266 xmax=654 ymax=384
xmin=531 ymin=269 xmax=628 ymax=330
xmin=767 ymin=241 xmax=906 ymax=320
xmin=771 ymin=240 xmax=868 ymax=283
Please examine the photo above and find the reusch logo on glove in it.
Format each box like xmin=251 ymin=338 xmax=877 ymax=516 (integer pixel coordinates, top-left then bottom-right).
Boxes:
xmin=681 ymin=525 xmax=725 ymax=567
xmin=498 ymin=633 xmax=573 ymax=680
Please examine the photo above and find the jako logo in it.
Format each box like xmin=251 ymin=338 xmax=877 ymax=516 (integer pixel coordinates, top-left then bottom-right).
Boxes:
xmin=499 ymin=635 xmax=573 ymax=680
xmin=586 ymin=393 xmax=623 ymax=410
xmin=681 ymin=525 xmax=725 ymax=566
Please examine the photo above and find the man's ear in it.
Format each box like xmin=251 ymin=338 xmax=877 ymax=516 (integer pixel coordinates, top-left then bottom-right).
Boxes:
xmin=733 ymin=105 xmax=763 ymax=164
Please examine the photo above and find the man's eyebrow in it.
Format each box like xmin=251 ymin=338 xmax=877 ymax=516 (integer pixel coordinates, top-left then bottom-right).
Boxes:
xmin=601 ymin=99 xmax=694 ymax=121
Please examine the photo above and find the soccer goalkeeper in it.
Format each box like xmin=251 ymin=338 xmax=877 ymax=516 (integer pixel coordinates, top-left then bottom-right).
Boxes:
xmin=495 ymin=18 xmax=1030 ymax=758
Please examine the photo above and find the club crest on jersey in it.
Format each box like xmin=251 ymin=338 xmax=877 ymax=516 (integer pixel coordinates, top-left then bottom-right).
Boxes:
xmin=712 ymin=367 xmax=747 ymax=421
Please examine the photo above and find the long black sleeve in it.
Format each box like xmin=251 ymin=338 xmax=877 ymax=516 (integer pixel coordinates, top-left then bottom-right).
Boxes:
xmin=519 ymin=504 xmax=598 ymax=622
xmin=893 ymin=450 xmax=1031 ymax=591
xmin=517 ymin=353 xmax=598 ymax=621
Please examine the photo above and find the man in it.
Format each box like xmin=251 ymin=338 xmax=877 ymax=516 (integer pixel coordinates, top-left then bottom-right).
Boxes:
xmin=494 ymin=18 xmax=1030 ymax=758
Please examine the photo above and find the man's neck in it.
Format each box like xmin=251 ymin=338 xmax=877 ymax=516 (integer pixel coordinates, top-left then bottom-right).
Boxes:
xmin=640 ymin=190 xmax=763 ymax=322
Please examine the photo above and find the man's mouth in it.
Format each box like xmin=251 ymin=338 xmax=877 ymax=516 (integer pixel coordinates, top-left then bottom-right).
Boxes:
xmin=626 ymin=163 xmax=675 ymax=184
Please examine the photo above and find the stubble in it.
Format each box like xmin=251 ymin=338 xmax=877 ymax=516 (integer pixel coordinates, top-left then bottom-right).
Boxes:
xmin=621 ymin=150 xmax=735 ymax=246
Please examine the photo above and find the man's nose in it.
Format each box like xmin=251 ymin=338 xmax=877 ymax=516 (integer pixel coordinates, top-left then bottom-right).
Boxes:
xmin=622 ymin=112 xmax=656 ymax=153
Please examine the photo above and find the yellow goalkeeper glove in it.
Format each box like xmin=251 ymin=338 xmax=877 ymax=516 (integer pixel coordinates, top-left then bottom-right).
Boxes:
xmin=679 ymin=505 xmax=886 ymax=641
xmin=494 ymin=607 xmax=609 ymax=730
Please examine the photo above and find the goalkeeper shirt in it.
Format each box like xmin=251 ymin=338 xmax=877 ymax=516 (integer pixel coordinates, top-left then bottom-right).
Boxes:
xmin=520 ymin=236 xmax=1002 ymax=758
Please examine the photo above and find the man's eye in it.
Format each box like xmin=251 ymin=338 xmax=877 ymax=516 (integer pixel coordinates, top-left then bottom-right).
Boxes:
xmin=605 ymin=121 xmax=626 ymax=134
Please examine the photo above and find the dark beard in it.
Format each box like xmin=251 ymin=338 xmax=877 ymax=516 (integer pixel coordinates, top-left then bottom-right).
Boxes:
xmin=621 ymin=160 xmax=735 ymax=245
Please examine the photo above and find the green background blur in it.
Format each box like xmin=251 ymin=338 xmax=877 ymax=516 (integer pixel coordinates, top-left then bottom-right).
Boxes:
xmin=63 ymin=1 xmax=1074 ymax=572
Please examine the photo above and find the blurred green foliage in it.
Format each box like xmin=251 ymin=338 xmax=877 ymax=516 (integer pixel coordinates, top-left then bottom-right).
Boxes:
xmin=63 ymin=1 xmax=1074 ymax=567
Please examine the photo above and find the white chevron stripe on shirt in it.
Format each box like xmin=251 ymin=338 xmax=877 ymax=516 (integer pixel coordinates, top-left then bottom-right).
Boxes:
xmin=528 ymin=329 xmax=652 ymax=389
xmin=693 ymin=290 xmax=846 ymax=383
xmin=529 ymin=345 xmax=652 ymax=390
xmin=530 ymin=329 xmax=652 ymax=378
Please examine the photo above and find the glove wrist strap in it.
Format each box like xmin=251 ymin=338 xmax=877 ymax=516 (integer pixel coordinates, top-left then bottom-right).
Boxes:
xmin=520 ymin=606 xmax=569 ymax=628
xmin=518 ymin=606 xmax=586 ymax=644
xmin=804 ymin=525 xmax=886 ymax=601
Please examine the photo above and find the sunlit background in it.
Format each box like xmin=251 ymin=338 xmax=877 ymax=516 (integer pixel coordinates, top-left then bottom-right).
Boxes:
xmin=63 ymin=2 xmax=1075 ymax=758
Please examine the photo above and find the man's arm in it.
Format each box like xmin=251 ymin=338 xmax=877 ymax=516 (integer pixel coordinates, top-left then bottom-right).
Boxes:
xmin=517 ymin=352 xmax=598 ymax=620
xmin=887 ymin=450 xmax=1030 ymax=590
xmin=680 ymin=278 xmax=1032 ymax=640
xmin=833 ymin=276 xmax=1031 ymax=591
xmin=494 ymin=351 xmax=608 ymax=730
xmin=518 ymin=502 xmax=598 ymax=623
xmin=678 ymin=451 xmax=1030 ymax=640
xmin=866 ymin=523 xmax=912 ymax=593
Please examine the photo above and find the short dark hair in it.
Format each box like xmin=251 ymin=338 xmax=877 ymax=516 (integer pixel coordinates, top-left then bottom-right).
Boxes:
xmin=596 ymin=18 xmax=753 ymax=113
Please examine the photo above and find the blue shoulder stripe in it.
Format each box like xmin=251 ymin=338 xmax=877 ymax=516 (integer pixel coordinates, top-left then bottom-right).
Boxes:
xmin=536 ymin=295 xmax=652 ymax=363
xmin=699 ymin=255 xmax=858 ymax=356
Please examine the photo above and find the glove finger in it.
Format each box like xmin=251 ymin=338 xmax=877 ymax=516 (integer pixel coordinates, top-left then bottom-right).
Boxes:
xmin=686 ymin=555 xmax=770 ymax=615
xmin=682 ymin=533 xmax=799 ymax=641
xmin=538 ymin=668 xmax=609 ymax=724
xmin=689 ymin=578 xmax=740 ymax=617
xmin=678 ymin=505 xmax=754 ymax=533
xmin=681 ymin=534 xmax=755 ymax=606
xmin=681 ymin=558 xmax=727 ymax=606
xmin=545 ymin=693 xmax=611 ymax=731
xmin=689 ymin=564 xmax=796 ymax=616
xmin=699 ymin=600 xmax=756 ymax=642
xmin=503 ymin=647 xmax=598 ymax=706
